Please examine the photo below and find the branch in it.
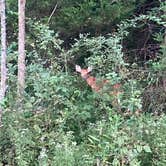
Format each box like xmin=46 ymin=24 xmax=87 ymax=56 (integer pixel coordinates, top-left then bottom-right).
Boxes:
xmin=48 ymin=3 xmax=58 ymax=24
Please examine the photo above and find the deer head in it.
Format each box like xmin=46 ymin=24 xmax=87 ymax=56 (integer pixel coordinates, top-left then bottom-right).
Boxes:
xmin=75 ymin=65 xmax=92 ymax=80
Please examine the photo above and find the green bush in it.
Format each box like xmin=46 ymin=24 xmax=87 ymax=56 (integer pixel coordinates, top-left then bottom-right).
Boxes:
xmin=1 ymin=2 xmax=166 ymax=165
xmin=84 ymin=114 xmax=166 ymax=165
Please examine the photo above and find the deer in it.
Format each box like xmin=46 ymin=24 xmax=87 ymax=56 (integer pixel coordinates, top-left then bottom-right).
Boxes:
xmin=75 ymin=65 xmax=142 ymax=116
xmin=75 ymin=65 xmax=145 ymax=115
xmin=75 ymin=65 xmax=122 ymax=111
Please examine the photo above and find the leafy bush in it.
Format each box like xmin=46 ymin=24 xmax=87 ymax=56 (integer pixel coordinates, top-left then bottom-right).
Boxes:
xmin=1 ymin=110 xmax=165 ymax=165
xmin=84 ymin=114 xmax=166 ymax=165
xmin=1 ymin=1 xmax=166 ymax=165
xmin=0 ymin=110 xmax=87 ymax=166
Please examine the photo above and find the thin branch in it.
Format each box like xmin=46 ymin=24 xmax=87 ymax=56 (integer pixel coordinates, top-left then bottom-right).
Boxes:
xmin=47 ymin=3 xmax=58 ymax=24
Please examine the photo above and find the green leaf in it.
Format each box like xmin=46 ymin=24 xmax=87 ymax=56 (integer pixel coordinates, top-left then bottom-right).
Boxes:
xmin=88 ymin=135 xmax=100 ymax=142
xmin=34 ymin=124 xmax=41 ymax=134
xmin=136 ymin=145 xmax=143 ymax=153
xmin=143 ymin=145 xmax=152 ymax=153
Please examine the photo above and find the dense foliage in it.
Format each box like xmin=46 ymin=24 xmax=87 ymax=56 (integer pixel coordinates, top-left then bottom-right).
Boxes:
xmin=0 ymin=0 xmax=166 ymax=165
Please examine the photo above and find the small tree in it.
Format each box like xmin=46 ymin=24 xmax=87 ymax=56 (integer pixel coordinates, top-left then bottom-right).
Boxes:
xmin=18 ymin=0 xmax=26 ymax=98
xmin=0 ymin=0 xmax=7 ymax=125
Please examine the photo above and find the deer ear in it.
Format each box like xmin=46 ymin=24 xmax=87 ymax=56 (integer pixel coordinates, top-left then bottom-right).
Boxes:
xmin=87 ymin=66 xmax=92 ymax=72
xmin=75 ymin=65 xmax=82 ymax=72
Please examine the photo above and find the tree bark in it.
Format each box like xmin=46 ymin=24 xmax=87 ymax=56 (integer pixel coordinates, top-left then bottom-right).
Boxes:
xmin=18 ymin=0 xmax=26 ymax=98
xmin=0 ymin=0 xmax=7 ymax=126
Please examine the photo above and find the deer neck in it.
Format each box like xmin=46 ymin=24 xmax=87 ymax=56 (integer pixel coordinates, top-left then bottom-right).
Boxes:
xmin=82 ymin=74 xmax=91 ymax=80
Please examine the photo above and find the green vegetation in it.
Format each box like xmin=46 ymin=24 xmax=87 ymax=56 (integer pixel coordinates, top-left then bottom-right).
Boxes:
xmin=0 ymin=0 xmax=166 ymax=165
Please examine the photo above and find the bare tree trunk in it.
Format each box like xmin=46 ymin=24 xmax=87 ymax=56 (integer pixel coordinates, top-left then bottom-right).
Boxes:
xmin=18 ymin=0 xmax=26 ymax=98
xmin=0 ymin=0 xmax=7 ymax=126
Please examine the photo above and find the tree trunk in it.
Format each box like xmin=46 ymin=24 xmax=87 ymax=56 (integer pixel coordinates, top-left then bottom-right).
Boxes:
xmin=18 ymin=0 xmax=26 ymax=98
xmin=0 ymin=0 xmax=7 ymax=126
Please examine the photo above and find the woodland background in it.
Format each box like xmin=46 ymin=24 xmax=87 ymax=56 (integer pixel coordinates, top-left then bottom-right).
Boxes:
xmin=0 ymin=0 xmax=166 ymax=165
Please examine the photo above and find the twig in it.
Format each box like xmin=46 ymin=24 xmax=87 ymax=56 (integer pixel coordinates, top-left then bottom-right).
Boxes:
xmin=48 ymin=3 xmax=58 ymax=24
